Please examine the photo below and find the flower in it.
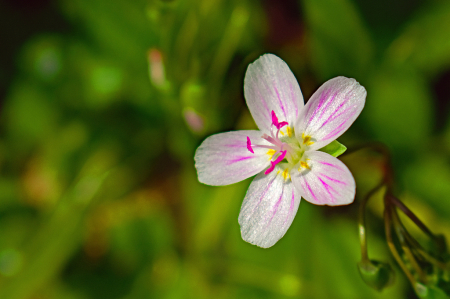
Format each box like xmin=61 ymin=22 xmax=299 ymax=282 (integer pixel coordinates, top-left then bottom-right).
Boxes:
xmin=194 ymin=54 xmax=366 ymax=248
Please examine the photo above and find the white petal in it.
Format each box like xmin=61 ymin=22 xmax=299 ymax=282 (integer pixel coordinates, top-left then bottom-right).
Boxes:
xmin=238 ymin=170 xmax=301 ymax=248
xmin=244 ymin=54 xmax=304 ymax=132
xmin=194 ymin=131 xmax=271 ymax=186
xmin=295 ymin=76 xmax=366 ymax=150
xmin=291 ymin=151 xmax=355 ymax=206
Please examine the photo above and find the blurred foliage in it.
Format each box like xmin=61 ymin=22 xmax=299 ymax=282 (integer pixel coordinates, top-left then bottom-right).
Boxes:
xmin=0 ymin=0 xmax=450 ymax=298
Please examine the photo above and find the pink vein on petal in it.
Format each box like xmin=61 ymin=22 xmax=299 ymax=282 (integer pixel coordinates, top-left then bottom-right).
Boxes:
xmin=273 ymin=85 xmax=287 ymax=121
xmin=318 ymin=177 xmax=336 ymax=203
xmin=319 ymin=161 xmax=342 ymax=170
xmin=317 ymin=90 xmax=339 ymax=122
xmin=289 ymin=83 xmax=298 ymax=118
xmin=283 ymin=187 xmax=295 ymax=226
xmin=319 ymin=94 xmax=348 ymax=128
xmin=225 ymin=142 xmax=246 ymax=148
xmin=304 ymin=89 xmax=323 ymax=123
xmin=304 ymin=179 xmax=319 ymax=203
xmin=267 ymin=189 xmax=284 ymax=227
xmin=250 ymin=175 xmax=278 ymax=216
xmin=322 ymin=117 xmax=351 ymax=140
xmin=307 ymin=88 xmax=332 ymax=125
xmin=320 ymin=105 xmax=356 ymax=133
xmin=255 ymin=88 xmax=271 ymax=123
xmin=319 ymin=173 xmax=347 ymax=185
xmin=226 ymin=156 xmax=253 ymax=165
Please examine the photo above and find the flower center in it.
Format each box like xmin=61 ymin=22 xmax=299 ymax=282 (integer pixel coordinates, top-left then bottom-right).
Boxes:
xmin=247 ymin=111 xmax=314 ymax=176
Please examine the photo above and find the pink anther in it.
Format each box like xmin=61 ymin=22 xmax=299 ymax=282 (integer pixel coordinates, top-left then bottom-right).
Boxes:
xmin=265 ymin=162 xmax=276 ymax=175
xmin=271 ymin=110 xmax=288 ymax=129
xmin=273 ymin=150 xmax=287 ymax=164
xmin=246 ymin=136 xmax=254 ymax=153
xmin=271 ymin=110 xmax=279 ymax=127
xmin=264 ymin=150 xmax=287 ymax=175
xmin=277 ymin=121 xmax=288 ymax=129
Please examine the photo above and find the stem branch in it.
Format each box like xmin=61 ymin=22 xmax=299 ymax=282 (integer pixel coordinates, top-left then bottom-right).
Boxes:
xmin=384 ymin=200 xmax=416 ymax=286
xmin=386 ymin=193 xmax=436 ymax=242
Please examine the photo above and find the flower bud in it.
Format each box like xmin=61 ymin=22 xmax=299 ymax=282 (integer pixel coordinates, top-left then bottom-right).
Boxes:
xmin=414 ymin=282 xmax=449 ymax=299
xmin=357 ymin=260 xmax=395 ymax=291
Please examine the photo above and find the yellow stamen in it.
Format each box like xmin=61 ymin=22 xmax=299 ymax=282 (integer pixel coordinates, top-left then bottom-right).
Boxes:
xmin=299 ymin=161 xmax=311 ymax=171
xmin=282 ymin=168 xmax=290 ymax=181
xmin=286 ymin=127 xmax=293 ymax=137
xmin=301 ymin=133 xmax=314 ymax=146
xmin=280 ymin=131 xmax=285 ymax=136
xmin=267 ymin=149 xmax=277 ymax=160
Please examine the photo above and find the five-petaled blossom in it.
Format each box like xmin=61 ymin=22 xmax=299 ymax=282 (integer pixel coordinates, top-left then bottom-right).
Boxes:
xmin=194 ymin=54 xmax=366 ymax=248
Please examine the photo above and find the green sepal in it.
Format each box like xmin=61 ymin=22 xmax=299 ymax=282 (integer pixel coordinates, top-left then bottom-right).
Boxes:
xmin=318 ymin=140 xmax=347 ymax=157
xmin=357 ymin=260 xmax=395 ymax=291
xmin=415 ymin=282 xmax=450 ymax=299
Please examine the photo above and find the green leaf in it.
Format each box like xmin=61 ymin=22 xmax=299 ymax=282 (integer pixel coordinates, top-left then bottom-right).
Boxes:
xmin=319 ymin=140 xmax=347 ymax=157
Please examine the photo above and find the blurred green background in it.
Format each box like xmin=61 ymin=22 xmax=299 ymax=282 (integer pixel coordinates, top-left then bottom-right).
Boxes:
xmin=1 ymin=0 xmax=450 ymax=298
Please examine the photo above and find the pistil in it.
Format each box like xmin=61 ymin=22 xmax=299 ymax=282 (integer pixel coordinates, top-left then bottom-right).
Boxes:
xmin=246 ymin=110 xmax=301 ymax=175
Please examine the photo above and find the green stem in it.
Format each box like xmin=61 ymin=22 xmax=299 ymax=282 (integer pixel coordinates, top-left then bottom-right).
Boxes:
xmin=359 ymin=181 xmax=385 ymax=263
xmin=341 ymin=142 xmax=394 ymax=188
xmin=390 ymin=205 xmax=427 ymax=283
xmin=386 ymin=193 xmax=437 ymax=242
xmin=390 ymin=200 xmax=449 ymax=271
xmin=384 ymin=199 xmax=417 ymax=286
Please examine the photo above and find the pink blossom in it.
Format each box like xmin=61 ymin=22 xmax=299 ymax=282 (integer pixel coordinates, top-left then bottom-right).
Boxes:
xmin=195 ymin=54 xmax=366 ymax=248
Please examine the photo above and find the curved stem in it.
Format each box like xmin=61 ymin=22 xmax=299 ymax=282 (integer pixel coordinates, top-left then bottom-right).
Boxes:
xmin=347 ymin=142 xmax=449 ymax=287
xmin=391 ymin=206 xmax=449 ymax=270
xmin=415 ymin=248 xmax=450 ymax=271
xmin=391 ymin=202 xmax=449 ymax=271
xmin=341 ymin=142 xmax=394 ymax=189
xmin=359 ymin=181 xmax=385 ymax=263
xmin=386 ymin=193 xmax=437 ymax=242
xmin=390 ymin=205 xmax=427 ymax=283
xmin=384 ymin=199 xmax=417 ymax=286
